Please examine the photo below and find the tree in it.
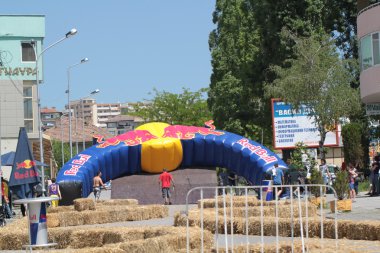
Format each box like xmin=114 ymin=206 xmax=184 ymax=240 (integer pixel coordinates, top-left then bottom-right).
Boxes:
xmin=130 ymin=88 xmax=212 ymax=126
xmin=341 ymin=122 xmax=364 ymax=167
xmin=51 ymin=140 xmax=71 ymax=169
xmin=208 ymin=0 xmax=360 ymax=145
xmin=265 ymin=31 xmax=362 ymax=159
xmin=208 ymin=0 xmax=264 ymax=141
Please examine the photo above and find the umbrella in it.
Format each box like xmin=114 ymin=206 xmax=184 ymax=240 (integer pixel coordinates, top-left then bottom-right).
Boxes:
xmin=8 ymin=128 xmax=42 ymax=199
xmin=0 ymin=151 xmax=47 ymax=167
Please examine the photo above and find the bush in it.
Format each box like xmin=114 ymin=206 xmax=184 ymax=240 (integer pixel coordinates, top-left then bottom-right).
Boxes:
xmin=332 ymin=170 xmax=349 ymax=200
xmin=310 ymin=169 xmax=324 ymax=197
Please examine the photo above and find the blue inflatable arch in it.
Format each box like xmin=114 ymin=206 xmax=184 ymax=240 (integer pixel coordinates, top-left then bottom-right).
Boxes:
xmin=57 ymin=125 xmax=287 ymax=204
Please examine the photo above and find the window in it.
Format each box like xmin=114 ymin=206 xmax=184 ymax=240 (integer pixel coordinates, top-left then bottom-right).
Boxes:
xmin=373 ymin=33 xmax=380 ymax=65
xmin=361 ymin=35 xmax=373 ymax=70
xmin=23 ymin=86 xmax=33 ymax=132
xmin=21 ymin=42 xmax=36 ymax=62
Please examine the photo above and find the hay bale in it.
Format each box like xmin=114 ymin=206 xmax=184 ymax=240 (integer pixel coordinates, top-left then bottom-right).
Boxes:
xmin=96 ymin=199 xmax=138 ymax=206
xmin=216 ymin=204 xmax=317 ymax=218
xmin=47 ymin=213 xmax=61 ymax=227
xmin=48 ymin=205 xmax=74 ymax=213
xmin=74 ymin=198 xmax=96 ymax=211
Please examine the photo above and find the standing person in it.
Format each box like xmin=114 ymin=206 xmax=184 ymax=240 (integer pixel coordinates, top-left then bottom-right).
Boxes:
xmin=348 ymin=163 xmax=358 ymax=201
xmin=269 ymin=163 xmax=284 ymax=199
xmin=93 ymin=171 xmax=106 ymax=201
xmin=1 ymin=180 xmax=12 ymax=218
xmin=159 ymin=168 xmax=175 ymax=205
xmin=228 ymin=171 xmax=237 ymax=195
xmin=319 ymin=159 xmax=331 ymax=195
xmin=48 ymin=178 xmax=61 ymax=208
xmin=372 ymin=156 xmax=380 ymax=196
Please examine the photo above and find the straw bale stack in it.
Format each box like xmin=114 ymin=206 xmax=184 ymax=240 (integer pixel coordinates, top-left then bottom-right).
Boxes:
xmin=214 ymin=237 xmax=380 ymax=253
xmin=46 ymin=205 xmax=168 ymax=228
xmin=48 ymin=205 xmax=74 ymax=213
xmin=175 ymin=209 xmax=380 ymax=241
xmin=216 ymin=204 xmax=317 ymax=218
xmin=198 ymin=196 xmax=314 ymax=209
xmin=96 ymin=199 xmax=138 ymax=206
xmin=74 ymin=198 xmax=96 ymax=211
xmin=0 ymin=225 xmax=213 ymax=251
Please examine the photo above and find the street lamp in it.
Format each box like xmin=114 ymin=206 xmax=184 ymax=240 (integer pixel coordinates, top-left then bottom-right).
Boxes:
xmin=81 ymin=89 xmax=100 ymax=150
xmin=67 ymin=57 xmax=89 ymax=158
xmin=60 ymin=113 xmax=68 ymax=166
xmin=32 ymin=28 xmax=78 ymax=196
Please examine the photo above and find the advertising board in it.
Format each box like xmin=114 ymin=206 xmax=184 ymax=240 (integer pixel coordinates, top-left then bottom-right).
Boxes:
xmin=271 ymin=99 xmax=339 ymax=149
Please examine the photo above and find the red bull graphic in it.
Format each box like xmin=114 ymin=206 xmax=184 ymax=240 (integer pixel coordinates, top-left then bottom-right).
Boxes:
xmin=64 ymin=154 xmax=92 ymax=176
xmin=16 ymin=159 xmax=37 ymax=170
xmin=162 ymin=125 xmax=224 ymax=140
xmin=237 ymin=138 xmax=277 ymax=163
xmin=14 ymin=159 xmax=39 ymax=180
xmin=97 ymin=130 xmax=158 ymax=148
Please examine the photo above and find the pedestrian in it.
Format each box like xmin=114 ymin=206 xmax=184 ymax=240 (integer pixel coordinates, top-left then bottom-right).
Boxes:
xmin=217 ymin=169 xmax=228 ymax=195
xmin=319 ymin=159 xmax=331 ymax=195
xmin=1 ymin=179 xmax=12 ymax=218
xmin=48 ymin=178 xmax=61 ymax=207
xmin=371 ymin=156 xmax=379 ymax=196
xmin=93 ymin=171 xmax=106 ymax=200
xmin=228 ymin=171 xmax=237 ymax=195
xmin=268 ymin=163 xmax=284 ymax=199
xmin=348 ymin=163 xmax=358 ymax=202
xmin=159 ymin=168 xmax=175 ymax=205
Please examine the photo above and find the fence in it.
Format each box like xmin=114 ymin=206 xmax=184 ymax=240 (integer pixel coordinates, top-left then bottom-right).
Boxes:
xmin=185 ymin=184 xmax=338 ymax=253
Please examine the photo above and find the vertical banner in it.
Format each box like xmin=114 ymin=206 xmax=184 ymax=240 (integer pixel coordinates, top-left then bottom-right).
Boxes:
xmin=29 ymin=202 xmax=48 ymax=245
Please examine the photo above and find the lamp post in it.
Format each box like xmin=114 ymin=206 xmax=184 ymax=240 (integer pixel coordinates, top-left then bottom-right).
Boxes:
xmin=67 ymin=57 xmax=89 ymax=158
xmin=60 ymin=113 xmax=68 ymax=167
xmin=81 ymin=89 xmax=100 ymax=150
xmin=32 ymin=28 xmax=78 ymax=196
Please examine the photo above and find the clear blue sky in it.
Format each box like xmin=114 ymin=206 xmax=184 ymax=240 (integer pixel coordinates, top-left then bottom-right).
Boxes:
xmin=2 ymin=1 xmax=215 ymax=110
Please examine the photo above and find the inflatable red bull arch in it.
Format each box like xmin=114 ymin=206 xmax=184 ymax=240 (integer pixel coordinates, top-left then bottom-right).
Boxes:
xmin=57 ymin=121 xmax=287 ymax=204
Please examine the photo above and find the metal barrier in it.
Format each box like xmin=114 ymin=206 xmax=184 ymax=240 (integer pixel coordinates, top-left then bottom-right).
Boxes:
xmin=185 ymin=184 xmax=338 ymax=253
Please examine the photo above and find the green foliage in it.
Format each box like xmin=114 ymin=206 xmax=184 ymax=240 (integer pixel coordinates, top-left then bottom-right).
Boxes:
xmin=208 ymin=0 xmax=360 ymax=147
xmin=310 ymin=168 xmax=324 ymax=197
xmin=333 ymin=170 xmax=349 ymax=200
xmin=341 ymin=122 xmax=364 ymax=167
xmin=290 ymin=142 xmax=316 ymax=171
xmin=265 ymin=31 xmax=362 ymax=159
xmin=130 ymin=88 xmax=212 ymax=126
xmin=51 ymin=140 xmax=71 ymax=170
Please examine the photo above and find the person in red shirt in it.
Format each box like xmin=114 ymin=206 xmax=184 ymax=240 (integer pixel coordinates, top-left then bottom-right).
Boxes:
xmin=159 ymin=168 xmax=175 ymax=205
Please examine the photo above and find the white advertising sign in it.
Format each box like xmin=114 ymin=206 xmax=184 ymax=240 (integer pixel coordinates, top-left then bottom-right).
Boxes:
xmin=272 ymin=100 xmax=339 ymax=149
xmin=366 ymin=103 xmax=380 ymax=116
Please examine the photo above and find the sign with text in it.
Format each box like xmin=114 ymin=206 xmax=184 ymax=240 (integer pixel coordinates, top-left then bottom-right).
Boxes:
xmin=271 ymin=100 xmax=339 ymax=149
xmin=366 ymin=103 xmax=380 ymax=116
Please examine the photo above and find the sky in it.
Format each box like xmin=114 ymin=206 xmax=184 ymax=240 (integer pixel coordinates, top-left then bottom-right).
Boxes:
xmin=1 ymin=1 xmax=216 ymax=110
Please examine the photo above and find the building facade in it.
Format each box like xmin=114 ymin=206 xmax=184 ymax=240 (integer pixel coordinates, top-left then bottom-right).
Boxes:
xmin=105 ymin=115 xmax=144 ymax=136
xmin=41 ymin=107 xmax=62 ymax=130
xmin=97 ymin=103 xmax=121 ymax=128
xmin=0 ymin=15 xmax=45 ymax=178
xmin=68 ymin=98 xmax=98 ymax=127
xmin=358 ymin=2 xmax=380 ymax=103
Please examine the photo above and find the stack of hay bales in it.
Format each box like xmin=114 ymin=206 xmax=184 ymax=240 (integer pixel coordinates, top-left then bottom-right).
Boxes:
xmin=176 ymin=195 xmax=380 ymax=241
xmin=47 ymin=198 xmax=168 ymax=228
xmin=0 ymin=225 xmax=213 ymax=252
